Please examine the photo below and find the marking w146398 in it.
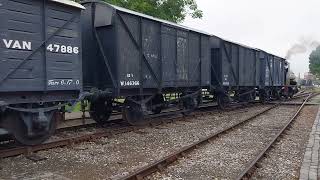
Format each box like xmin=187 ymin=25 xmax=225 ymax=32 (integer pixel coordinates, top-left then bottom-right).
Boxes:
xmin=2 ymin=39 xmax=32 ymax=50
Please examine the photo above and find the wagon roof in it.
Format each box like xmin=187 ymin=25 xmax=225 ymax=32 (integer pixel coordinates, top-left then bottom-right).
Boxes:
xmin=257 ymin=49 xmax=286 ymax=60
xmin=51 ymin=0 xmax=85 ymax=9
xmin=82 ymin=0 xmax=212 ymax=36
xmin=221 ymin=37 xmax=285 ymax=60
xmin=224 ymin=39 xmax=259 ymax=50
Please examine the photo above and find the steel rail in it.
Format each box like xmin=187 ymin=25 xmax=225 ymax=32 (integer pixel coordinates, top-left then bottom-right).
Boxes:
xmin=0 ymin=127 xmax=132 ymax=158
xmin=0 ymin=100 xmax=262 ymax=145
xmin=118 ymin=105 xmax=280 ymax=180
xmin=234 ymin=93 xmax=313 ymax=180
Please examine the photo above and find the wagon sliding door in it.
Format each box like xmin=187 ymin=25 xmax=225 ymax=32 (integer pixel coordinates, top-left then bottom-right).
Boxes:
xmin=161 ymin=26 xmax=203 ymax=88
xmin=161 ymin=26 xmax=176 ymax=88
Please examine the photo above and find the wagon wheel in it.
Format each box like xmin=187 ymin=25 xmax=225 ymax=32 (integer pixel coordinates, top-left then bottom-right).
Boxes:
xmin=181 ymin=92 xmax=201 ymax=115
xmin=217 ymin=94 xmax=229 ymax=110
xmin=273 ymin=90 xmax=281 ymax=100
xmin=8 ymin=111 xmax=58 ymax=146
xmin=289 ymin=90 xmax=294 ymax=99
xmin=250 ymin=90 xmax=257 ymax=102
xmin=123 ymin=99 xmax=146 ymax=126
xmin=89 ymin=99 xmax=112 ymax=125
xmin=282 ymin=90 xmax=289 ymax=99
xmin=259 ymin=90 xmax=267 ymax=103
xmin=150 ymin=94 xmax=164 ymax=114
xmin=181 ymin=97 xmax=198 ymax=115
xmin=237 ymin=90 xmax=251 ymax=102
xmin=265 ymin=90 xmax=272 ymax=101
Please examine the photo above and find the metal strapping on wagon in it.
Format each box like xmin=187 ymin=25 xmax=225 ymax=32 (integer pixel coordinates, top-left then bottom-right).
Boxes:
xmin=81 ymin=0 xmax=212 ymax=36
xmin=0 ymin=15 xmax=79 ymax=86
xmin=50 ymin=0 xmax=85 ymax=9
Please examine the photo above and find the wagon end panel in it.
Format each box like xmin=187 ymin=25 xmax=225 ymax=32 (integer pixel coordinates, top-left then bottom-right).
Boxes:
xmin=0 ymin=0 xmax=82 ymax=93
xmin=0 ymin=0 xmax=44 ymax=91
xmin=82 ymin=2 xmax=118 ymax=91
xmin=46 ymin=1 xmax=82 ymax=91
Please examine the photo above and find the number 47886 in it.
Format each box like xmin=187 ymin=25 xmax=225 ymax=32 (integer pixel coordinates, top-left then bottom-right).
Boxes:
xmin=47 ymin=44 xmax=79 ymax=54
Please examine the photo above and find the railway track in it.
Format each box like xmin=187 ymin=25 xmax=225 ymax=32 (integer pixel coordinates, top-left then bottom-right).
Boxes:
xmin=0 ymin=101 xmax=269 ymax=158
xmin=0 ymin=92 xmax=315 ymax=159
xmin=53 ymin=91 xmax=317 ymax=130
xmin=118 ymin=93 xmax=315 ymax=180
xmin=234 ymin=93 xmax=313 ymax=180
xmin=0 ymin=91 xmax=309 ymax=136
xmin=49 ymin=91 xmax=318 ymax=131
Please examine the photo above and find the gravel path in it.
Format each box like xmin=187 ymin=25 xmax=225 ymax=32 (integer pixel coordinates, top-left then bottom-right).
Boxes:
xmin=147 ymin=106 xmax=300 ymax=180
xmin=0 ymin=105 xmax=269 ymax=180
xmin=251 ymin=105 xmax=318 ymax=180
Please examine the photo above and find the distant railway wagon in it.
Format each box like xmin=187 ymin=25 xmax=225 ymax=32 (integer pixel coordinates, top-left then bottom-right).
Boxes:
xmin=210 ymin=36 xmax=261 ymax=107
xmin=259 ymin=51 xmax=289 ymax=100
xmin=0 ymin=0 xmax=84 ymax=145
xmin=81 ymin=1 xmax=211 ymax=125
xmin=209 ymin=36 xmax=291 ymax=106
xmin=259 ymin=51 xmax=286 ymax=87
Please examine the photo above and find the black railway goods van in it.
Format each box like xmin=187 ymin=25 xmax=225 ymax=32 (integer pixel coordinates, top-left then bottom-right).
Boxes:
xmin=81 ymin=1 xmax=211 ymax=125
xmin=210 ymin=36 xmax=260 ymax=105
xmin=0 ymin=0 xmax=84 ymax=145
xmin=259 ymin=51 xmax=288 ymax=99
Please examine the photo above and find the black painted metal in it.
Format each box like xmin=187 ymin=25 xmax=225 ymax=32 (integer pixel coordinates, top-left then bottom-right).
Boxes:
xmin=210 ymin=36 xmax=259 ymax=88
xmin=259 ymin=51 xmax=285 ymax=88
xmin=81 ymin=1 xmax=211 ymax=97
xmin=222 ymin=42 xmax=239 ymax=85
xmin=0 ymin=0 xmax=82 ymax=103
xmin=91 ymin=3 xmax=116 ymax=89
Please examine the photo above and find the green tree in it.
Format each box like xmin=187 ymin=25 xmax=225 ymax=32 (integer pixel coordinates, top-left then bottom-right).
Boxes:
xmin=309 ymin=46 xmax=320 ymax=77
xmin=73 ymin=0 xmax=202 ymax=23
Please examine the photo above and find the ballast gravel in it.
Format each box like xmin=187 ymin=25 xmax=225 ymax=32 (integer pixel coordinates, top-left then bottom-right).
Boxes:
xmin=251 ymin=105 xmax=318 ymax=180
xmin=0 ymin=105 xmax=269 ymax=180
xmin=147 ymin=106 xmax=301 ymax=180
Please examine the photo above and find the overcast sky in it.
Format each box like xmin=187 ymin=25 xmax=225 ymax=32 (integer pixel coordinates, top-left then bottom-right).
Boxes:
xmin=183 ymin=0 xmax=320 ymax=77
